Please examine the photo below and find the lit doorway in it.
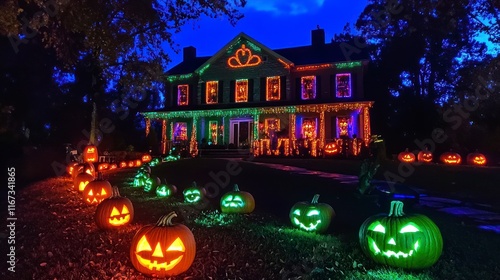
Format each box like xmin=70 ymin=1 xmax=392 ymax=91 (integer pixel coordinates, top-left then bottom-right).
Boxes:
xmin=229 ymin=118 xmax=253 ymax=148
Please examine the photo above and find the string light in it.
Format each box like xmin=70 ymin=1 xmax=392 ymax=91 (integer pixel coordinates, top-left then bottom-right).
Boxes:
xmin=167 ymin=73 xmax=193 ymax=82
xmin=335 ymin=61 xmax=362 ymax=69
xmin=296 ymin=64 xmax=333 ymax=71
xmin=206 ymin=81 xmax=219 ymax=104
xmin=227 ymin=44 xmax=262 ymax=68
xmin=161 ymin=119 xmax=167 ymax=154
xmin=145 ymin=118 xmax=151 ymax=136
xmin=266 ymin=76 xmax=281 ymax=101
xmin=177 ymin=85 xmax=189 ymax=106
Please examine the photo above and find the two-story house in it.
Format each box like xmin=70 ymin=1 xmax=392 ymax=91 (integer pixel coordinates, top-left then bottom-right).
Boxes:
xmin=141 ymin=28 xmax=374 ymax=157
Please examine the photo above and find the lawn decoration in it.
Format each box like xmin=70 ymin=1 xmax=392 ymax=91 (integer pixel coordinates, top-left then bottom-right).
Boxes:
xmin=359 ymin=200 xmax=443 ymax=269
xmin=109 ymin=163 xmax=117 ymax=170
xmin=398 ymin=149 xmax=415 ymax=163
xmin=220 ymin=184 xmax=255 ymax=214
xmin=95 ymin=186 xmax=134 ymax=229
xmin=83 ymin=145 xmax=98 ymax=163
xmin=417 ymin=148 xmax=433 ymax=163
xmin=139 ymin=165 xmax=151 ymax=174
xmin=72 ymin=162 xmax=95 ymax=179
xmin=183 ymin=182 xmax=205 ymax=203
xmin=128 ymin=161 xmax=136 ymax=168
xmin=156 ymin=180 xmax=177 ymax=198
xmin=466 ymin=152 xmax=487 ymax=166
xmin=144 ymin=176 xmax=161 ymax=192
xmin=83 ymin=103 xmax=99 ymax=163
xmin=82 ymin=173 xmax=112 ymax=205
xmin=133 ymin=173 xmax=149 ymax=188
xmin=130 ymin=212 xmax=195 ymax=277
xmin=135 ymin=159 xmax=142 ymax=167
xmin=119 ymin=161 xmax=127 ymax=168
xmin=142 ymin=154 xmax=152 ymax=163
xmin=97 ymin=163 xmax=109 ymax=171
xmin=289 ymin=194 xmax=335 ymax=233
xmin=149 ymin=158 xmax=161 ymax=166
xmin=440 ymin=151 xmax=461 ymax=165
xmin=74 ymin=172 xmax=95 ymax=192
xmin=323 ymin=142 xmax=339 ymax=156
xmin=66 ymin=162 xmax=79 ymax=176
xmin=357 ymin=159 xmax=380 ymax=195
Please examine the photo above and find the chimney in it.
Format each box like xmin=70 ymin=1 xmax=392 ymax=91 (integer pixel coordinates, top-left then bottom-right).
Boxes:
xmin=311 ymin=27 xmax=325 ymax=46
xmin=183 ymin=46 xmax=196 ymax=61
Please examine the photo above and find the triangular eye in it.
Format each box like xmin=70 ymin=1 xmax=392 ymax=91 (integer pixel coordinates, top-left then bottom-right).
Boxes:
xmin=368 ymin=222 xmax=385 ymax=233
xmin=136 ymin=235 xmax=152 ymax=252
xmin=110 ymin=207 xmax=120 ymax=217
xmin=152 ymin=243 xmax=164 ymax=257
xmin=101 ymin=189 xmax=107 ymax=195
xmin=293 ymin=209 xmax=301 ymax=216
xmin=121 ymin=205 xmax=129 ymax=215
xmin=166 ymin=237 xmax=185 ymax=252
xmin=307 ymin=210 xmax=320 ymax=216
xmin=400 ymin=224 xmax=419 ymax=233
xmin=88 ymin=189 xmax=93 ymax=196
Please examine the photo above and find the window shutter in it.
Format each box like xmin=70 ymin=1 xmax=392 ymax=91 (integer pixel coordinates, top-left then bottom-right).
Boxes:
xmin=201 ymin=82 xmax=207 ymax=104
xmin=248 ymin=79 xmax=254 ymax=102
xmin=295 ymin=78 xmax=301 ymax=100
xmin=260 ymin=77 xmax=266 ymax=102
xmin=218 ymin=81 xmax=224 ymax=103
xmin=280 ymin=76 xmax=286 ymax=100
xmin=331 ymin=74 xmax=336 ymax=99
xmin=229 ymin=80 xmax=235 ymax=103
xmin=315 ymin=75 xmax=321 ymax=99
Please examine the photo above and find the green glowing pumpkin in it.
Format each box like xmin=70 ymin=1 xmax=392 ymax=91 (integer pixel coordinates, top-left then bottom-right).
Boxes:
xmin=133 ymin=173 xmax=149 ymax=188
xmin=183 ymin=182 xmax=205 ymax=203
xmin=220 ymin=184 xmax=255 ymax=214
xmin=289 ymin=194 xmax=335 ymax=233
xmin=359 ymin=201 xmax=443 ymax=269
xmin=156 ymin=180 xmax=177 ymax=198
xmin=144 ymin=176 xmax=161 ymax=192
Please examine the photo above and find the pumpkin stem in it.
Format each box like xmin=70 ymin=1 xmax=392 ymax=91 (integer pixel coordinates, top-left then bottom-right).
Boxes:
xmin=234 ymin=184 xmax=240 ymax=191
xmin=388 ymin=201 xmax=405 ymax=217
xmin=311 ymin=194 xmax=320 ymax=204
xmin=112 ymin=186 xmax=121 ymax=197
xmin=157 ymin=212 xmax=177 ymax=226
xmin=192 ymin=181 xmax=197 ymax=188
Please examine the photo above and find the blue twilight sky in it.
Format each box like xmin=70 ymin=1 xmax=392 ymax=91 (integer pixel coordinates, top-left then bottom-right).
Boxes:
xmin=165 ymin=0 xmax=369 ymax=68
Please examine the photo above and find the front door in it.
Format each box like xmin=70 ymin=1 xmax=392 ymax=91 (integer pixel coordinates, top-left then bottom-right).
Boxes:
xmin=230 ymin=118 xmax=253 ymax=148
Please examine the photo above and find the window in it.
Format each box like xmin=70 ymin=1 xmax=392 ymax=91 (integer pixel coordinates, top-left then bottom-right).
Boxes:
xmin=177 ymin=85 xmax=189 ymax=105
xmin=206 ymin=81 xmax=218 ymax=104
xmin=336 ymin=73 xmax=351 ymax=98
xmin=337 ymin=117 xmax=352 ymax=137
xmin=301 ymin=76 xmax=316 ymax=100
xmin=265 ymin=118 xmax=280 ymax=137
xmin=301 ymin=118 xmax=317 ymax=139
xmin=266 ymin=76 xmax=281 ymax=101
xmin=209 ymin=121 xmax=218 ymax=144
xmin=235 ymin=79 xmax=248 ymax=102
xmin=173 ymin=122 xmax=187 ymax=141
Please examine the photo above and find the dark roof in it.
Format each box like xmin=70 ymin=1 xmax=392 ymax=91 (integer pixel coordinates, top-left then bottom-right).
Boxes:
xmin=167 ymin=56 xmax=210 ymax=75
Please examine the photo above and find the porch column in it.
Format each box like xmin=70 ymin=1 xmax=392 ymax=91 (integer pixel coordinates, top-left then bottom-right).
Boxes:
xmin=253 ymin=113 xmax=260 ymax=156
xmin=161 ymin=119 xmax=167 ymax=154
xmin=289 ymin=113 xmax=296 ymax=155
xmin=145 ymin=118 xmax=151 ymax=136
xmin=362 ymin=106 xmax=371 ymax=146
xmin=319 ymin=110 xmax=325 ymax=149
xmin=190 ymin=117 xmax=198 ymax=155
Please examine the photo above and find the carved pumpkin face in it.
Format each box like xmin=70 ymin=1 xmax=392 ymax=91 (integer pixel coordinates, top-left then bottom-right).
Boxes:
xmin=289 ymin=194 xmax=335 ymax=233
xmin=220 ymin=184 xmax=255 ymax=214
xmin=82 ymin=175 xmax=112 ymax=205
xmin=142 ymin=154 xmax=152 ymax=163
xmin=128 ymin=161 xmax=135 ymax=168
xmin=466 ymin=153 xmax=487 ymax=166
xmin=83 ymin=145 xmax=98 ymax=163
xmin=135 ymin=159 xmax=143 ymax=167
xmin=98 ymin=163 xmax=109 ymax=171
xmin=67 ymin=162 xmax=79 ymax=176
xmin=144 ymin=176 xmax=161 ymax=192
xmin=183 ymin=182 xmax=205 ymax=203
xmin=95 ymin=187 xmax=134 ymax=229
xmin=130 ymin=212 xmax=196 ymax=277
xmin=109 ymin=163 xmax=117 ymax=170
xmin=156 ymin=183 xmax=177 ymax=198
xmin=398 ymin=149 xmax=416 ymax=163
xmin=120 ymin=161 xmax=128 ymax=168
xmin=359 ymin=201 xmax=443 ymax=269
xmin=323 ymin=142 xmax=339 ymax=155
xmin=74 ymin=172 xmax=95 ymax=192
xmin=133 ymin=173 xmax=149 ymax=188
xmin=417 ymin=150 xmax=433 ymax=163
xmin=440 ymin=152 xmax=461 ymax=165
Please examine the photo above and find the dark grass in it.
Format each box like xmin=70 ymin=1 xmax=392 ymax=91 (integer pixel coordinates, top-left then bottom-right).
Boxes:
xmin=1 ymin=158 xmax=499 ymax=279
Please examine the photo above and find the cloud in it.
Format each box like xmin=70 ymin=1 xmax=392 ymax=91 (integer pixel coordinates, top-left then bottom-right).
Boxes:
xmin=245 ymin=0 xmax=325 ymax=15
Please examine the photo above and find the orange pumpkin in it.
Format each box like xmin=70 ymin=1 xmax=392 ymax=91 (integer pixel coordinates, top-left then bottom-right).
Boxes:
xmin=74 ymin=172 xmax=95 ymax=192
xmin=323 ymin=142 xmax=339 ymax=155
xmin=72 ymin=162 xmax=95 ymax=179
xmin=135 ymin=159 xmax=143 ymax=167
xmin=109 ymin=163 xmax=118 ymax=170
xmin=142 ymin=154 xmax=152 ymax=163
xmin=466 ymin=152 xmax=487 ymax=166
xmin=95 ymin=186 xmax=134 ymax=229
xmin=130 ymin=212 xmax=196 ymax=277
xmin=98 ymin=163 xmax=109 ymax=171
xmin=128 ymin=161 xmax=136 ymax=168
xmin=417 ymin=149 xmax=433 ymax=163
xmin=397 ymin=149 xmax=416 ymax=163
xmin=119 ymin=161 xmax=128 ymax=168
xmin=66 ymin=162 xmax=79 ymax=176
xmin=83 ymin=145 xmax=98 ymax=163
xmin=440 ymin=152 xmax=462 ymax=165
xmin=82 ymin=173 xmax=112 ymax=205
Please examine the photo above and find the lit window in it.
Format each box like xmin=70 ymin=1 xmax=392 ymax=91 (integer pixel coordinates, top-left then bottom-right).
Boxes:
xmin=177 ymin=85 xmax=189 ymax=105
xmin=336 ymin=73 xmax=351 ymax=98
xmin=301 ymin=76 xmax=316 ymax=100
xmin=266 ymin=76 xmax=281 ymax=101
xmin=209 ymin=121 xmax=218 ymax=145
xmin=173 ymin=122 xmax=187 ymax=141
xmin=302 ymin=118 xmax=317 ymax=139
xmin=337 ymin=117 xmax=352 ymax=137
xmin=265 ymin=118 xmax=280 ymax=136
xmin=235 ymin=79 xmax=248 ymax=102
xmin=206 ymin=81 xmax=218 ymax=104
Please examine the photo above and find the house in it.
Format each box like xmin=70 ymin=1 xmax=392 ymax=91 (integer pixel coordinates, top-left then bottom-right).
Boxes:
xmin=141 ymin=28 xmax=374 ymax=157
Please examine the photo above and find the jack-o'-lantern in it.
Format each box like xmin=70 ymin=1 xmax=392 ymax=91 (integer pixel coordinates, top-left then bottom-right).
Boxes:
xmin=135 ymin=159 xmax=142 ymax=167
xmin=72 ymin=162 xmax=95 ymax=179
xmin=144 ymin=176 xmax=161 ymax=192
xmin=149 ymin=158 xmax=161 ymax=166
xmin=466 ymin=152 xmax=487 ymax=166
xmin=74 ymin=172 xmax=95 ymax=192
xmin=134 ymin=173 xmax=149 ymax=188
xmin=359 ymin=201 xmax=443 ymax=269
xmin=95 ymin=186 xmax=134 ymax=229
xmin=440 ymin=151 xmax=461 ymax=165
xmin=220 ymin=184 xmax=255 ymax=214
xmin=130 ymin=212 xmax=196 ymax=277
xmin=398 ymin=149 xmax=416 ymax=163
xmin=83 ymin=145 xmax=98 ymax=163
xmin=66 ymin=162 xmax=79 ymax=176
xmin=98 ymin=163 xmax=109 ymax=171
xmin=417 ymin=148 xmax=433 ymax=163
xmin=109 ymin=163 xmax=117 ymax=170
xmin=119 ymin=161 xmax=128 ymax=168
xmin=156 ymin=181 xmax=177 ymax=198
xmin=289 ymin=194 xmax=335 ymax=233
xmin=323 ymin=142 xmax=339 ymax=156
xmin=82 ymin=173 xmax=112 ymax=205
xmin=183 ymin=182 xmax=205 ymax=204
xmin=142 ymin=154 xmax=152 ymax=163
xmin=140 ymin=165 xmax=152 ymax=174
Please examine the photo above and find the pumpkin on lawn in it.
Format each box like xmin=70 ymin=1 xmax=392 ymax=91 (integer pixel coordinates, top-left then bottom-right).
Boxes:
xmin=323 ymin=142 xmax=339 ymax=156
xmin=144 ymin=176 xmax=161 ymax=192
xmin=95 ymin=186 xmax=134 ymax=229
xmin=156 ymin=180 xmax=177 ymax=198
xmin=82 ymin=173 xmax=113 ymax=205
xmin=98 ymin=163 xmax=109 ymax=171
xmin=130 ymin=212 xmax=196 ymax=277
xmin=359 ymin=200 xmax=443 ymax=269
xmin=466 ymin=152 xmax=487 ymax=166
xmin=142 ymin=154 xmax=152 ymax=163
xmin=417 ymin=148 xmax=433 ymax=163
xmin=66 ymin=162 xmax=79 ymax=176
xmin=220 ymin=184 xmax=255 ymax=214
xmin=183 ymin=182 xmax=205 ymax=204
xmin=440 ymin=151 xmax=461 ymax=165
xmin=398 ymin=149 xmax=416 ymax=163
xmin=82 ymin=144 xmax=98 ymax=163
xmin=74 ymin=172 xmax=95 ymax=192
xmin=289 ymin=194 xmax=335 ymax=233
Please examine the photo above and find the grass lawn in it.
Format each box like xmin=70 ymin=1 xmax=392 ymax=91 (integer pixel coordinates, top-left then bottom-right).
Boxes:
xmin=1 ymin=158 xmax=499 ymax=279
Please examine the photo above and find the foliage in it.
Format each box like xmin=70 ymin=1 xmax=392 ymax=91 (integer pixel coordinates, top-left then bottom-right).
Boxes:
xmin=357 ymin=158 xmax=380 ymax=195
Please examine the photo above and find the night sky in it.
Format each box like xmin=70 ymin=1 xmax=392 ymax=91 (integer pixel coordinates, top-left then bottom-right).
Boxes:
xmin=166 ymin=0 xmax=369 ymax=67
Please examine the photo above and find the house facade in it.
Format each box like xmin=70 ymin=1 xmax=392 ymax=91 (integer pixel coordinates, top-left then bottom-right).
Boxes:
xmin=141 ymin=29 xmax=374 ymax=157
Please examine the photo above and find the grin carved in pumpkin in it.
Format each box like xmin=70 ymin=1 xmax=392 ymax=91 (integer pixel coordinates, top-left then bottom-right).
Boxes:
xmin=220 ymin=184 xmax=255 ymax=214
xmin=183 ymin=182 xmax=205 ymax=203
xmin=397 ymin=149 xmax=416 ymax=163
xmin=95 ymin=186 xmax=134 ymax=229
xmin=82 ymin=173 xmax=112 ymax=205
xmin=466 ymin=152 xmax=487 ymax=166
xmin=289 ymin=194 xmax=335 ymax=233
xmin=440 ymin=152 xmax=462 ymax=165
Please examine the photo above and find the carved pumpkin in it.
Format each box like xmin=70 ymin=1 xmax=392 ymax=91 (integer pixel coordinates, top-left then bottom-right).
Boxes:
xmin=133 ymin=173 xmax=149 ymax=188
xmin=156 ymin=181 xmax=177 ymax=198
xmin=72 ymin=162 xmax=95 ymax=179
xmin=220 ymin=184 xmax=255 ymax=214
xmin=119 ymin=161 xmax=128 ymax=168
xmin=398 ymin=149 xmax=416 ymax=163
xmin=135 ymin=159 xmax=143 ymax=167
xmin=140 ymin=165 xmax=152 ymax=174
xmin=183 ymin=182 xmax=205 ymax=204
xmin=98 ymin=163 xmax=109 ymax=171
xmin=466 ymin=152 xmax=487 ymax=166
xmin=130 ymin=212 xmax=196 ymax=277
xmin=289 ymin=194 xmax=335 ymax=233
xmin=359 ymin=201 xmax=443 ymax=269
xmin=83 ymin=145 xmax=98 ymax=163
xmin=417 ymin=149 xmax=433 ymax=163
xmin=323 ymin=142 xmax=339 ymax=156
xmin=82 ymin=173 xmax=113 ymax=205
xmin=95 ymin=186 xmax=134 ymax=229
xmin=440 ymin=152 xmax=461 ymax=165
xmin=66 ymin=162 xmax=79 ymax=176
xmin=144 ymin=176 xmax=161 ymax=192
xmin=109 ymin=163 xmax=118 ymax=170
xmin=128 ymin=161 xmax=136 ymax=168
xmin=74 ymin=172 xmax=95 ymax=192
xmin=142 ymin=154 xmax=152 ymax=163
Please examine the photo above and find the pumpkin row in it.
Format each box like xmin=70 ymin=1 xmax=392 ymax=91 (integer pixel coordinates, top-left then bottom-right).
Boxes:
xmin=398 ymin=149 xmax=487 ymax=165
